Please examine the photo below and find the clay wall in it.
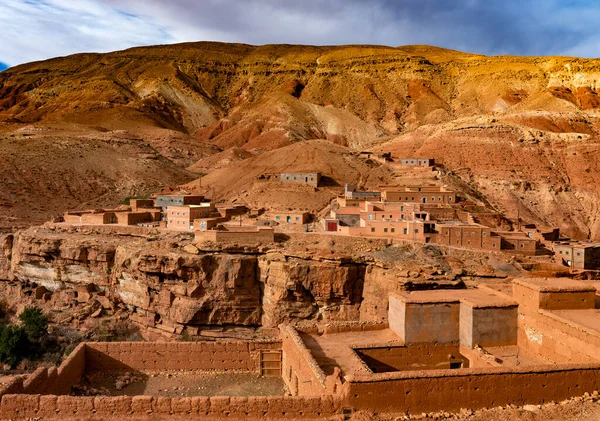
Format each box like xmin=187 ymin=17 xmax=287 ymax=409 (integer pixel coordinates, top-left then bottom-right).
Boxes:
xmin=389 ymin=294 xmax=461 ymax=344
xmin=0 ymin=393 xmax=340 ymax=419
xmin=85 ymin=341 xmax=280 ymax=372
xmin=81 ymin=212 xmax=113 ymax=224
xmin=355 ymin=343 xmax=468 ymax=373
xmin=499 ymin=236 xmax=537 ymax=255
xmin=130 ymin=199 xmax=155 ymax=211
xmin=281 ymin=326 xmax=329 ymax=396
xmin=344 ymin=364 xmax=600 ymax=414
xmin=459 ymin=305 xmax=517 ymax=348
xmin=0 ymin=343 xmax=87 ymax=397
xmin=512 ymin=282 xmax=596 ymax=311
xmin=195 ymin=228 xmax=274 ymax=244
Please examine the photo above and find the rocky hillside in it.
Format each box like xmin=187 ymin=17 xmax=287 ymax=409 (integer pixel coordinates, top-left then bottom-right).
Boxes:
xmin=1 ymin=42 xmax=600 ymax=237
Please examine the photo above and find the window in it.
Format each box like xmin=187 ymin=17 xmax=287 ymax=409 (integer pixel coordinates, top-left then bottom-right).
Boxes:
xmin=391 ymin=228 xmax=395 ymax=233
xmin=483 ymin=232 xmax=487 ymax=237
xmin=468 ymin=241 xmax=471 ymax=245
xmin=520 ymin=244 xmax=524 ymax=248
xmin=403 ymin=228 xmax=408 ymax=235
xmin=559 ymin=250 xmax=563 ymax=254
xmin=439 ymin=197 xmax=442 ymax=201
xmin=432 ymin=197 xmax=435 ymax=202
xmin=449 ymin=197 xmax=453 ymax=202
xmin=471 ymin=232 xmax=475 ymax=236
xmin=414 ymin=229 xmax=419 ymax=233
xmin=295 ymin=217 xmax=300 ymax=221
xmin=371 ymin=228 xmax=375 ymax=232
xmin=577 ymin=252 xmax=581 ymax=256
xmin=493 ymin=244 xmax=496 ymax=247
xmin=276 ymin=216 xmax=280 ymax=220
xmin=384 ymin=228 xmax=388 ymax=233
xmin=169 ymin=220 xmax=173 ymax=224
xmin=177 ymin=212 xmax=180 ymax=216
xmin=369 ymin=214 xmax=373 ymax=220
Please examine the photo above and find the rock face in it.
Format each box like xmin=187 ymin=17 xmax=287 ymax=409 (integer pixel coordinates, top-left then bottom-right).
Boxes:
xmin=2 ymin=228 xmax=373 ymax=336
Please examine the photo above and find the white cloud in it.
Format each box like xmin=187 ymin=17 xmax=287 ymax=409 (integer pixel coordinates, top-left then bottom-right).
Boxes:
xmin=0 ymin=0 xmax=173 ymax=65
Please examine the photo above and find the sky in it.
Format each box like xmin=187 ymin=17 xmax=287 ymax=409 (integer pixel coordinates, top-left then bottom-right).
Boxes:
xmin=1 ymin=0 xmax=600 ymax=68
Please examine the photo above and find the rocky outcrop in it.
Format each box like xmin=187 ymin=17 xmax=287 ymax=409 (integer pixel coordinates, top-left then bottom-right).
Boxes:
xmin=3 ymin=228 xmax=372 ymax=337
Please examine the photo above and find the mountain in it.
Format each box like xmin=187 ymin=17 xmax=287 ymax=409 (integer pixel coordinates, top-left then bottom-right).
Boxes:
xmin=1 ymin=42 xmax=599 ymax=238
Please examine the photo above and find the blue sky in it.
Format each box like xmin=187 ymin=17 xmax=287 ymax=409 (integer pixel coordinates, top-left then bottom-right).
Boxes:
xmin=1 ymin=0 xmax=600 ymax=67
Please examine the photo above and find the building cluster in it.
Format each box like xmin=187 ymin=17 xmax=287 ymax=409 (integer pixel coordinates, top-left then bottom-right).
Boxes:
xmin=61 ymin=168 xmax=600 ymax=265
xmin=327 ymin=184 xmax=538 ymax=254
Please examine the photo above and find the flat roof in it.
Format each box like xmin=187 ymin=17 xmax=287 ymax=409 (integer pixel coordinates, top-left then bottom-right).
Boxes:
xmin=390 ymin=288 xmax=516 ymax=308
xmin=513 ymin=278 xmax=597 ymax=293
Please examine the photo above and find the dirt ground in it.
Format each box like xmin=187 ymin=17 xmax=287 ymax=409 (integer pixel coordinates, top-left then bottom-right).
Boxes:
xmin=73 ymin=370 xmax=288 ymax=397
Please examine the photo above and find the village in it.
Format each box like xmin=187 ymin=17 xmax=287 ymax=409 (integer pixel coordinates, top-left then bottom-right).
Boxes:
xmin=61 ymin=154 xmax=600 ymax=272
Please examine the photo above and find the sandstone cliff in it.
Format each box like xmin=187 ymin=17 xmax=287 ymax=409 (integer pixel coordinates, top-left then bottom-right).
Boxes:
xmin=0 ymin=226 xmax=519 ymax=339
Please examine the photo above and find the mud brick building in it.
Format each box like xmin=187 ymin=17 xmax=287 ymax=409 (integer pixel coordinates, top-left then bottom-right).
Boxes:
xmin=280 ymin=172 xmax=321 ymax=187
xmin=399 ymin=158 xmax=435 ymax=167
xmin=553 ymin=241 xmax=600 ymax=270
xmin=381 ymin=185 xmax=456 ymax=204
xmin=166 ymin=204 xmax=221 ymax=231
xmin=336 ymin=201 xmax=436 ymax=241
xmin=63 ymin=208 xmax=161 ymax=226
xmin=5 ymin=279 xmax=600 ymax=419
xmin=432 ymin=222 xmax=501 ymax=250
xmin=344 ymin=184 xmax=381 ymax=200
xmin=269 ymin=211 xmax=310 ymax=225
xmin=155 ymin=195 xmax=205 ymax=212
xmin=195 ymin=225 xmax=275 ymax=244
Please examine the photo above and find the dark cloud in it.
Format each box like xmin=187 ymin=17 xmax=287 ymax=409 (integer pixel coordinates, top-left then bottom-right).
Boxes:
xmin=103 ymin=0 xmax=599 ymax=56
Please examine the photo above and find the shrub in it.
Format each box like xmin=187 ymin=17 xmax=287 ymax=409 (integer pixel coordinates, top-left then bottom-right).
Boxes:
xmin=0 ymin=325 xmax=29 ymax=368
xmin=18 ymin=307 xmax=48 ymax=343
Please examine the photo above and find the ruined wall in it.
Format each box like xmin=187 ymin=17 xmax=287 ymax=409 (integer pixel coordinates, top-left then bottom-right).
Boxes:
xmin=0 ymin=343 xmax=86 ymax=397
xmin=344 ymin=364 xmax=600 ymax=414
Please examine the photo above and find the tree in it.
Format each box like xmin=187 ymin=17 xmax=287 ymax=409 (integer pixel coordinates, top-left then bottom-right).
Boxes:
xmin=0 ymin=325 xmax=28 ymax=368
xmin=18 ymin=307 xmax=48 ymax=343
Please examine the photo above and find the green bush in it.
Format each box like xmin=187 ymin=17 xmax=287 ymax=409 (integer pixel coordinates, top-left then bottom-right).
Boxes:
xmin=0 ymin=325 xmax=29 ymax=368
xmin=18 ymin=307 xmax=48 ymax=343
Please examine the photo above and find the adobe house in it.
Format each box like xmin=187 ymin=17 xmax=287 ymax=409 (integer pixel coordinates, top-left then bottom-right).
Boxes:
xmin=195 ymin=225 xmax=275 ymax=244
xmin=155 ymin=194 xmax=205 ymax=212
xmin=336 ymin=201 xmax=436 ymax=241
xmin=381 ymin=185 xmax=456 ymax=204
xmin=63 ymin=209 xmax=161 ymax=226
xmin=399 ymin=158 xmax=435 ymax=167
xmin=280 ymin=172 xmax=321 ymax=187
xmin=494 ymin=231 xmax=538 ymax=255
xmin=269 ymin=211 xmax=310 ymax=225
xmin=344 ymin=184 xmax=381 ymax=200
xmin=432 ymin=222 xmax=501 ymax=251
xmin=166 ymin=204 xmax=221 ymax=231
xmin=129 ymin=199 xmax=156 ymax=212
xmin=553 ymin=241 xmax=600 ymax=270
